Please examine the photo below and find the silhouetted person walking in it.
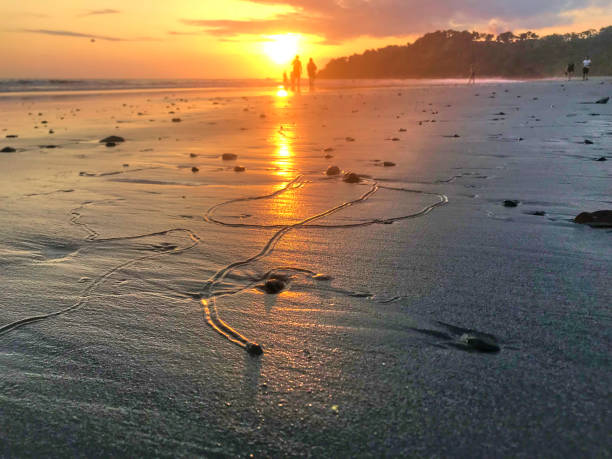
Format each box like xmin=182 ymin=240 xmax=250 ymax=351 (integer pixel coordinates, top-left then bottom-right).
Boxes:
xmin=468 ymin=65 xmax=476 ymax=85
xmin=565 ymin=62 xmax=575 ymax=80
xmin=291 ymin=55 xmax=302 ymax=92
xmin=582 ymin=56 xmax=591 ymax=80
xmin=307 ymin=58 xmax=317 ymax=91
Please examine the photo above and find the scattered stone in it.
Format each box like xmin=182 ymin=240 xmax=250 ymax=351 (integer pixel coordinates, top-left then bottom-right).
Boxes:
xmin=326 ymin=165 xmax=341 ymax=176
xmin=189 ymin=153 xmax=197 ymax=158
xmin=584 ymin=139 xmax=594 ymax=145
xmin=503 ymin=200 xmax=519 ymax=207
xmin=324 ymin=154 xmax=333 ymax=159
xmin=382 ymin=161 xmax=396 ymax=167
xmin=191 ymin=166 xmax=199 ymax=173
xmin=246 ymin=342 xmax=263 ymax=355
xmin=526 ymin=210 xmax=546 ymax=216
xmin=44 ymin=145 xmax=58 ymax=149
xmin=234 ymin=165 xmax=246 ymax=172
xmin=595 ymin=97 xmax=609 ymax=104
xmin=5 ymin=135 xmax=17 ymax=138
xmin=172 ymin=118 xmax=182 ymax=122
xmin=595 ymin=156 xmax=607 ymax=161
xmin=399 ymin=128 xmax=407 ymax=132
xmin=260 ymin=278 xmax=285 ymax=294
xmin=222 ymin=153 xmax=238 ymax=160
xmin=391 ymin=137 xmax=400 ymax=141
xmin=105 ymin=142 xmax=116 ymax=147
xmin=574 ymin=210 xmax=612 ymax=227
xmin=1 ymin=146 xmax=16 ymax=153
xmin=49 ymin=129 xmax=54 ymax=134
xmin=100 ymin=136 xmax=125 ymax=143
xmin=323 ymin=147 xmax=334 ymax=152
xmin=343 ymin=172 xmax=361 ymax=183
xmin=453 ymin=134 xmax=460 ymax=138
xmin=345 ymin=137 xmax=355 ymax=142
xmin=460 ymin=333 xmax=500 ymax=353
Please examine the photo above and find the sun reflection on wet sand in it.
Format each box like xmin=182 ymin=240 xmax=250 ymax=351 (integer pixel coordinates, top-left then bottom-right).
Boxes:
xmin=272 ymin=125 xmax=296 ymax=179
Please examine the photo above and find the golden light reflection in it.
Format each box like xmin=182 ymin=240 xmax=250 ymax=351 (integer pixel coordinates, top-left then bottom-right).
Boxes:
xmin=272 ymin=125 xmax=295 ymax=179
xmin=276 ymin=86 xmax=288 ymax=98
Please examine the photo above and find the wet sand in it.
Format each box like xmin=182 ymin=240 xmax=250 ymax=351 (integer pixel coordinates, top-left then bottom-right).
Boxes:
xmin=1 ymin=79 xmax=611 ymax=456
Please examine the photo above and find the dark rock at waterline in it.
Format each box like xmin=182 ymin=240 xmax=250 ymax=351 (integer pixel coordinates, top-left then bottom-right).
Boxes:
xmin=100 ymin=136 xmax=125 ymax=143
xmin=383 ymin=161 xmax=396 ymax=167
xmin=595 ymin=97 xmax=609 ymax=104
xmin=584 ymin=139 xmax=594 ymax=145
xmin=503 ymin=200 xmax=519 ymax=207
xmin=574 ymin=210 xmax=612 ymax=227
xmin=246 ymin=342 xmax=263 ymax=355
xmin=191 ymin=166 xmax=199 ymax=173
xmin=171 ymin=118 xmax=182 ymax=123
xmin=343 ymin=172 xmax=361 ymax=183
xmin=460 ymin=333 xmax=500 ymax=353
xmin=526 ymin=210 xmax=546 ymax=216
xmin=326 ymin=165 xmax=341 ymax=176
xmin=234 ymin=165 xmax=245 ymax=172
xmin=6 ymin=134 xmax=17 ymax=138
xmin=595 ymin=156 xmax=607 ymax=161
xmin=189 ymin=153 xmax=197 ymax=158
xmin=105 ymin=142 xmax=116 ymax=147
xmin=259 ymin=278 xmax=285 ymax=294
xmin=1 ymin=146 xmax=16 ymax=153
xmin=222 ymin=153 xmax=238 ymax=160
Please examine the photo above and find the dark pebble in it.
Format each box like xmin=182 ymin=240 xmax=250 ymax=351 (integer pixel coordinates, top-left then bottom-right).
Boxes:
xmin=343 ymin=172 xmax=361 ymax=183
xmin=100 ymin=136 xmax=125 ymax=143
xmin=326 ymin=165 xmax=341 ymax=176
xmin=1 ymin=146 xmax=16 ymax=153
xmin=234 ymin=165 xmax=245 ymax=172
xmin=383 ymin=161 xmax=396 ymax=167
xmin=191 ymin=166 xmax=199 ymax=172
xmin=222 ymin=153 xmax=238 ymax=160
xmin=246 ymin=343 xmax=263 ymax=355
xmin=503 ymin=200 xmax=519 ymax=207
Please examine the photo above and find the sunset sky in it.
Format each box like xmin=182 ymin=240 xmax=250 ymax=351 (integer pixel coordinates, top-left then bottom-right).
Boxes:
xmin=2 ymin=0 xmax=612 ymax=79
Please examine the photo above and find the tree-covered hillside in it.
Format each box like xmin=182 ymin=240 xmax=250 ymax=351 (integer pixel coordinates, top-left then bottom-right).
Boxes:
xmin=319 ymin=27 xmax=612 ymax=78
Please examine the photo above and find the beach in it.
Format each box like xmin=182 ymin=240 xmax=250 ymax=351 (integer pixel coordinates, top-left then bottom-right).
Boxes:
xmin=0 ymin=78 xmax=611 ymax=457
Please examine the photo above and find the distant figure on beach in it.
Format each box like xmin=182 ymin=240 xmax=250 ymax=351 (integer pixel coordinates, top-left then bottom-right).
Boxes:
xmin=565 ymin=62 xmax=575 ymax=80
xmin=582 ymin=56 xmax=591 ymax=80
xmin=307 ymin=58 xmax=317 ymax=91
xmin=283 ymin=72 xmax=289 ymax=90
xmin=468 ymin=65 xmax=476 ymax=85
xmin=291 ymin=55 xmax=302 ymax=92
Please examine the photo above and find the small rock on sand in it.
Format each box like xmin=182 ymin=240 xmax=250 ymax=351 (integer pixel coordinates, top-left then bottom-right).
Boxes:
xmin=460 ymin=333 xmax=500 ymax=353
xmin=595 ymin=156 xmax=607 ymax=161
xmin=100 ymin=136 xmax=125 ymax=143
xmin=574 ymin=210 xmax=612 ymax=227
xmin=343 ymin=172 xmax=361 ymax=183
xmin=191 ymin=166 xmax=199 ymax=173
xmin=246 ymin=343 xmax=263 ymax=355
xmin=345 ymin=137 xmax=355 ymax=142
xmin=260 ymin=278 xmax=285 ymax=294
xmin=234 ymin=165 xmax=245 ymax=172
xmin=503 ymin=200 xmax=519 ymax=207
xmin=383 ymin=161 xmax=396 ymax=167
xmin=326 ymin=165 xmax=341 ymax=176
xmin=189 ymin=153 xmax=197 ymax=158
xmin=584 ymin=139 xmax=594 ymax=145
xmin=595 ymin=97 xmax=609 ymax=104
xmin=222 ymin=153 xmax=238 ymax=160
xmin=6 ymin=135 xmax=18 ymax=138
xmin=172 ymin=118 xmax=182 ymax=123
xmin=1 ymin=147 xmax=16 ymax=153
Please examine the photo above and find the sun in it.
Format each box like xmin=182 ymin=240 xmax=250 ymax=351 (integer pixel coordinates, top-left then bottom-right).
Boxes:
xmin=262 ymin=34 xmax=300 ymax=65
